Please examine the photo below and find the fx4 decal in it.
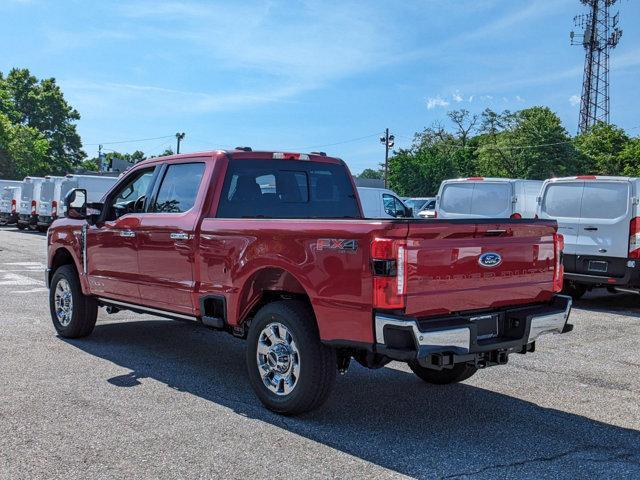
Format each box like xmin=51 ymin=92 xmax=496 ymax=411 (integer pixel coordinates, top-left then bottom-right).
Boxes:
xmin=316 ymin=238 xmax=358 ymax=252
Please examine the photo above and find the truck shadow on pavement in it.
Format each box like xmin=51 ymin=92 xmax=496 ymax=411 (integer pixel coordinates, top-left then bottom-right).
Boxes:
xmin=64 ymin=319 xmax=640 ymax=479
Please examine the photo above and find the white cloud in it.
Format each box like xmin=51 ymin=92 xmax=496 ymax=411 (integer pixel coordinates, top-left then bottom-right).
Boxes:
xmin=569 ymin=95 xmax=581 ymax=107
xmin=50 ymin=1 xmax=401 ymax=114
xmin=426 ymin=96 xmax=450 ymax=110
xmin=452 ymin=92 xmax=463 ymax=103
xmin=515 ymin=95 xmax=525 ymax=102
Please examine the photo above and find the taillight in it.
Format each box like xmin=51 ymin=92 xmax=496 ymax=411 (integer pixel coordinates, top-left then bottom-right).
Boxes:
xmin=510 ymin=212 xmax=522 ymax=219
xmin=553 ymin=233 xmax=564 ymax=293
xmin=629 ymin=217 xmax=640 ymax=258
xmin=11 ymin=199 xmax=16 ymax=214
xmin=31 ymin=200 xmax=36 ymax=215
xmin=371 ymin=238 xmax=407 ymax=309
xmin=51 ymin=200 xmax=58 ymax=218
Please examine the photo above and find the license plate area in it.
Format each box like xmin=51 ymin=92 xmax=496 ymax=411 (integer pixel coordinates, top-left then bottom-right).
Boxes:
xmin=470 ymin=314 xmax=499 ymax=340
xmin=588 ymin=260 xmax=608 ymax=273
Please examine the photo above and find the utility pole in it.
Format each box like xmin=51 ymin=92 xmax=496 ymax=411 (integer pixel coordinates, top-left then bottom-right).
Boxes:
xmin=380 ymin=128 xmax=394 ymax=188
xmin=571 ymin=0 xmax=623 ymax=134
xmin=175 ymin=132 xmax=186 ymax=154
xmin=98 ymin=144 xmax=105 ymax=172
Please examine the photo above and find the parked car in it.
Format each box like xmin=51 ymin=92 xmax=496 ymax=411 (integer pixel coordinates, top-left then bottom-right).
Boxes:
xmin=537 ymin=175 xmax=640 ymax=299
xmin=38 ymin=174 xmax=117 ymax=230
xmin=403 ymin=197 xmax=436 ymax=218
xmin=0 ymin=184 xmax=22 ymax=225
xmin=17 ymin=177 xmax=45 ymax=230
xmin=358 ymin=187 xmax=412 ymax=218
xmin=435 ymin=178 xmax=543 ymax=219
xmin=46 ymin=149 xmax=572 ymax=415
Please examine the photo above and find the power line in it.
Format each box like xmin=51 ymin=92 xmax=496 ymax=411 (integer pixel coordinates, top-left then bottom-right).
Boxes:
xmin=84 ymin=134 xmax=175 ymax=146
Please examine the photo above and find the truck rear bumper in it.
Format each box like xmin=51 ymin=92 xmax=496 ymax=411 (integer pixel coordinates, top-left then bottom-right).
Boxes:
xmin=374 ymin=295 xmax=572 ymax=367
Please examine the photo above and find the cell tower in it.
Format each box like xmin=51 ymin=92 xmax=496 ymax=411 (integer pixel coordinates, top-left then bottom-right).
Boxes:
xmin=570 ymin=0 xmax=623 ymax=133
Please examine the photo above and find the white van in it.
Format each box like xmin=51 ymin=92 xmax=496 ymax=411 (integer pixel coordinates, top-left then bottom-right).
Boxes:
xmin=0 ymin=183 xmax=22 ymax=225
xmin=537 ymin=175 xmax=640 ymax=298
xmin=36 ymin=176 xmax=67 ymax=230
xmin=17 ymin=177 xmax=46 ymax=230
xmin=435 ymin=178 xmax=543 ymax=219
xmin=357 ymin=187 xmax=412 ymax=218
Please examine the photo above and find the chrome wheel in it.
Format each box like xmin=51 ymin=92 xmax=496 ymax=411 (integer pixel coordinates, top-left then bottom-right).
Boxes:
xmin=256 ymin=322 xmax=301 ymax=396
xmin=54 ymin=279 xmax=73 ymax=326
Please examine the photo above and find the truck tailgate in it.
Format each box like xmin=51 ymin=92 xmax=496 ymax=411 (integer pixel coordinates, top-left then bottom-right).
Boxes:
xmin=404 ymin=220 xmax=557 ymax=318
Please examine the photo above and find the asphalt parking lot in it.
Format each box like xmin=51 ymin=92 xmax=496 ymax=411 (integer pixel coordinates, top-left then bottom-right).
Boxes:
xmin=0 ymin=228 xmax=639 ymax=479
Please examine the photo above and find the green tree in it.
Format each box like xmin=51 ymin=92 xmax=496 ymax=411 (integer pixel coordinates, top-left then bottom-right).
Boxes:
xmin=0 ymin=112 xmax=50 ymax=179
xmin=621 ymin=137 xmax=640 ymax=176
xmin=357 ymin=168 xmax=384 ymax=180
xmin=0 ymin=68 xmax=85 ymax=175
xmin=573 ymin=122 xmax=629 ymax=175
xmin=476 ymin=107 xmax=578 ymax=179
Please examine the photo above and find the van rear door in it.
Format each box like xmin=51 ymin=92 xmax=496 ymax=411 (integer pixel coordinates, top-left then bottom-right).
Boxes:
xmin=576 ymin=180 xmax=632 ymax=261
xmin=539 ymin=181 xmax=583 ymax=263
xmin=438 ymin=181 xmax=513 ymax=219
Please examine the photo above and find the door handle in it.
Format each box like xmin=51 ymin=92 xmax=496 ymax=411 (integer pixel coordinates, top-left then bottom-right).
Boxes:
xmin=170 ymin=232 xmax=189 ymax=241
xmin=119 ymin=230 xmax=136 ymax=238
xmin=584 ymin=227 xmax=598 ymax=231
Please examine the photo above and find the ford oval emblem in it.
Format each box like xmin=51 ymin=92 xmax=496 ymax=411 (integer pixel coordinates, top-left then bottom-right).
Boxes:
xmin=479 ymin=252 xmax=502 ymax=268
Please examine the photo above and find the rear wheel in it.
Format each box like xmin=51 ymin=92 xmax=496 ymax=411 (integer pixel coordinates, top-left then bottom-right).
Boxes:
xmin=17 ymin=223 xmax=26 ymax=230
xmin=408 ymin=362 xmax=477 ymax=384
xmin=49 ymin=265 xmax=98 ymax=338
xmin=246 ymin=300 xmax=336 ymax=415
xmin=562 ymin=281 xmax=587 ymax=300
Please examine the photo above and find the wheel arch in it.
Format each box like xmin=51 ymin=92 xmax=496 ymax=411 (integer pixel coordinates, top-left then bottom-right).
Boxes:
xmin=234 ymin=266 xmax=315 ymax=328
xmin=49 ymin=247 xmax=86 ymax=293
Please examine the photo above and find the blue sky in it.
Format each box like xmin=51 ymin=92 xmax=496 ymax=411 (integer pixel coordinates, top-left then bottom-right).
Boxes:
xmin=2 ymin=0 xmax=639 ymax=174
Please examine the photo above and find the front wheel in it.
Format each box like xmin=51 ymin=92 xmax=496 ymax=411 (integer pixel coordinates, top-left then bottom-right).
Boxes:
xmin=49 ymin=265 xmax=98 ymax=338
xmin=408 ymin=362 xmax=478 ymax=384
xmin=246 ymin=300 xmax=336 ymax=415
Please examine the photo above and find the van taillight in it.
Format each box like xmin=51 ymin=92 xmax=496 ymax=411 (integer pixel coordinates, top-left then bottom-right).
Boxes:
xmin=433 ymin=211 xmax=438 ymax=219
xmin=629 ymin=217 xmax=640 ymax=258
xmin=553 ymin=233 xmax=564 ymax=293
xmin=371 ymin=238 xmax=407 ymax=309
xmin=11 ymin=199 xmax=16 ymax=214
xmin=51 ymin=200 xmax=58 ymax=218
xmin=31 ymin=200 xmax=36 ymax=215
xmin=510 ymin=212 xmax=522 ymax=219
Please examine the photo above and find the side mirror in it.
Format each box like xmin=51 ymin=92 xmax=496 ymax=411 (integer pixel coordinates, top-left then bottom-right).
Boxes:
xmin=64 ymin=188 xmax=87 ymax=219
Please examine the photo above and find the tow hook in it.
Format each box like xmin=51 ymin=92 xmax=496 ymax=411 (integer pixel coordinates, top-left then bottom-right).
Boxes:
xmin=337 ymin=354 xmax=351 ymax=375
xmin=105 ymin=305 xmax=120 ymax=314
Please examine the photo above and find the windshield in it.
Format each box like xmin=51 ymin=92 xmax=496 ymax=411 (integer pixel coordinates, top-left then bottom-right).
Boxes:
xmin=404 ymin=199 xmax=433 ymax=211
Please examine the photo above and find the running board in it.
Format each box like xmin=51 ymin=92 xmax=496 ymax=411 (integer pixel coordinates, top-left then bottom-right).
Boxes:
xmin=97 ymin=298 xmax=199 ymax=322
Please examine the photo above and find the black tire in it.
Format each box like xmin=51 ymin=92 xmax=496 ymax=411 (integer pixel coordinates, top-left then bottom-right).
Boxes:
xmin=562 ymin=281 xmax=587 ymax=300
xmin=49 ymin=264 xmax=98 ymax=338
xmin=17 ymin=223 xmax=27 ymax=230
xmin=408 ymin=362 xmax=478 ymax=385
xmin=246 ymin=300 xmax=336 ymax=415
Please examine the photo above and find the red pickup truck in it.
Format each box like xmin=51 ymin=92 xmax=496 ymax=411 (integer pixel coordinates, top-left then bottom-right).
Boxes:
xmin=46 ymin=149 xmax=572 ymax=414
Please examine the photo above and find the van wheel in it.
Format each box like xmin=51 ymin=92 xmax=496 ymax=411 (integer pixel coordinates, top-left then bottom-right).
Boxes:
xmin=246 ymin=300 xmax=336 ymax=415
xmin=562 ymin=281 xmax=587 ymax=300
xmin=17 ymin=223 xmax=26 ymax=230
xmin=49 ymin=265 xmax=98 ymax=338
xmin=408 ymin=362 xmax=477 ymax=384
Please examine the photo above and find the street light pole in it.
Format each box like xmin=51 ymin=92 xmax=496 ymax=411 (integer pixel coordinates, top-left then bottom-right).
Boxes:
xmin=380 ymin=128 xmax=394 ymax=188
xmin=175 ymin=132 xmax=186 ymax=154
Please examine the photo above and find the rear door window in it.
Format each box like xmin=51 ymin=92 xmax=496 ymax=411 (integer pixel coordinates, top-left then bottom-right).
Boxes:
xmin=543 ymin=183 xmax=584 ymax=218
xmin=440 ymin=183 xmax=474 ymax=214
xmin=580 ymin=182 xmax=629 ymax=219
xmin=217 ymin=159 xmax=360 ymax=219
xmin=470 ymin=182 xmax=511 ymax=216
xmin=152 ymin=163 xmax=205 ymax=213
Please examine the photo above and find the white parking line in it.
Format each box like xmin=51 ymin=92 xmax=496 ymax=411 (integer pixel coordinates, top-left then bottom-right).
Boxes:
xmin=0 ymin=272 xmax=44 ymax=286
